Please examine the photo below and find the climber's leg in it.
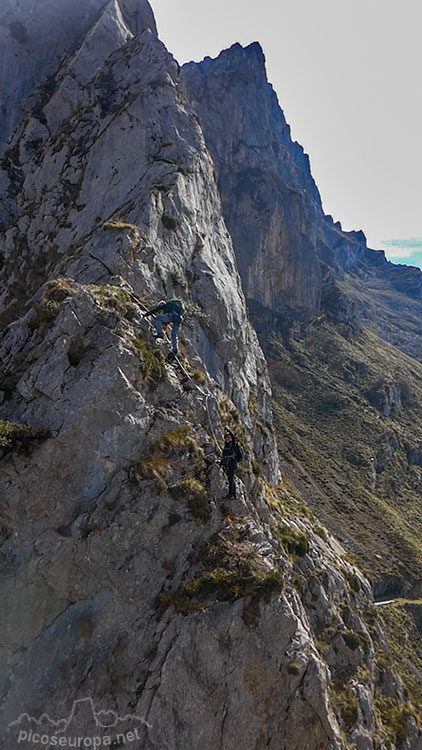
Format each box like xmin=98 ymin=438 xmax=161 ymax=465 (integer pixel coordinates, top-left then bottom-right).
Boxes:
xmin=171 ymin=323 xmax=180 ymax=353
xmin=154 ymin=313 xmax=172 ymax=337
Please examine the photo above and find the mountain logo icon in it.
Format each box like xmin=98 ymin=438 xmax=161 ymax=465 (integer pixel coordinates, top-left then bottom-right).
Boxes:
xmin=7 ymin=697 xmax=151 ymax=746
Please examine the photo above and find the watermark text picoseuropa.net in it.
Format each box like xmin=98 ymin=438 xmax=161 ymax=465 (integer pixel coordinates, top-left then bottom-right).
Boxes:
xmin=17 ymin=728 xmax=144 ymax=746
xmin=8 ymin=697 xmax=152 ymax=747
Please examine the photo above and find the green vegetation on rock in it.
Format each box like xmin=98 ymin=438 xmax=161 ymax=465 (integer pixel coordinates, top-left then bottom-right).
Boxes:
xmin=185 ymin=521 xmax=284 ymax=602
xmin=28 ymin=299 xmax=61 ymax=329
xmin=153 ymin=427 xmax=202 ymax=458
xmin=377 ymin=600 xmax=422 ymax=719
xmin=133 ymin=339 xmax=166 ymax=384
xmin=136 ymin=454 xmax=171 ymax=481
xmin=270 ymin=320 xmax=422 ymax=588
xmin=169 ymin=477 xmax=210 ymax=524
xmin=374 ymin=696 xmax=410 ymax=747
xmin=331 ymin=686 xmax=359 ymax=730
xmin=93 ymin=285 xmax=139 ymax=320
xmin=161 ymin=213 xmax=179 ymax=231
xmin=0 ymin=420 xmax=31 ymax=451
xmin=184 ymin=564 xmax=284 ymax=602
xmin=272 ymin=522 xmax=309 ymax=557
xmin=0 ymin=420 xmax=49 ymax=457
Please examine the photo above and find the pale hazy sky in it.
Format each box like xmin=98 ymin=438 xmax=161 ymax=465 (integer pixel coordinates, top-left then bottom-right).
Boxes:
xmin=151 ymin=0 xmax=422 ymax=267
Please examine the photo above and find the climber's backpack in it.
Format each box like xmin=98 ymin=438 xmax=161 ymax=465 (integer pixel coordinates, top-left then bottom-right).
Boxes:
xmin=164 ymin=299 xmax=185 ymax=315
xmin=234 ymin=442 xmax=243 ymax=462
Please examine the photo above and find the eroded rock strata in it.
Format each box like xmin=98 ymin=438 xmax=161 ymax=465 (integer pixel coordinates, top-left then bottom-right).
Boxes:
xmin=1 ymin=2 xmax=421 ymax=749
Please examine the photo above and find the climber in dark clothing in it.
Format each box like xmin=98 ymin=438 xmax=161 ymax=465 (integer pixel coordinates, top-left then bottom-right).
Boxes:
xmin=144 ymin=299 xmax=184 ymax=354
xmin=220 ymin=429 xmax=243 ymax=499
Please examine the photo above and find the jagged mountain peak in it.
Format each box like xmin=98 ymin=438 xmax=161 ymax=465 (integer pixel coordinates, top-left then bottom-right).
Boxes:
xmin=0 ymin=0 xmax=156 ymax=153
xmin=192 ymin=40 xmax=266 ymax=72
xmin=183 ymin=38 xmax=318 ymax=183
xmin=117 ymin=0 xmax=157 ymax=35
xmin=182 ymin=47 xmax=324 ymax=322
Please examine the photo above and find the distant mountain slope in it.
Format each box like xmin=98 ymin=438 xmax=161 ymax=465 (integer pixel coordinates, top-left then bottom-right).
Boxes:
xmin=269 ymin=319 xmax=422 ymax=595
xmin=182 ymin=43 xmax=422 ymax=361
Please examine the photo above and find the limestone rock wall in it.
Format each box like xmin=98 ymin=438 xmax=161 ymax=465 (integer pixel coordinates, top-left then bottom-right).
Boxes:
xmin=1 ymin=280 xmax=415 ymax=749
xmin=182 ymin=43 xmax=323 ymax=322
xmin=181 ymin=44 xmax=422 ymax=360
xmin=0 ymin=2 xmax=420 ymax=749
xmin=0 ymin=0 xmax=156 ymax=154
xmin=0 ymin=18 xmax=276 ymax=455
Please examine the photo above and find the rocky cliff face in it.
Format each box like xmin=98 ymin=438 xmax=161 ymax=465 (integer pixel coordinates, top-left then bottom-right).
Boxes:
xmin=1 ymin=2 xmax=421 ymax=749
xmin=0 ymin=0 xmax=157 ymax=154
xmin=0 ymin=1 xmax=272 ymax=426
xmin=182 ymin=43 xmax=323 ymax=324
xmin=182 ymin=44 xmax=422 ymax=358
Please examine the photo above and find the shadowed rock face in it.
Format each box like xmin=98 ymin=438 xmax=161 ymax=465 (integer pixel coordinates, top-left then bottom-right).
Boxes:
xmin=182 ymin=43 xmax=323 ymax=322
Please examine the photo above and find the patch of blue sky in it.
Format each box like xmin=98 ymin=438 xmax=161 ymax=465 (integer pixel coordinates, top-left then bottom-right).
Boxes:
xmin=379 ymin=238 xmax=422 ymax=268
xmin=387 ymin=252 xmax=422 ymax=268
